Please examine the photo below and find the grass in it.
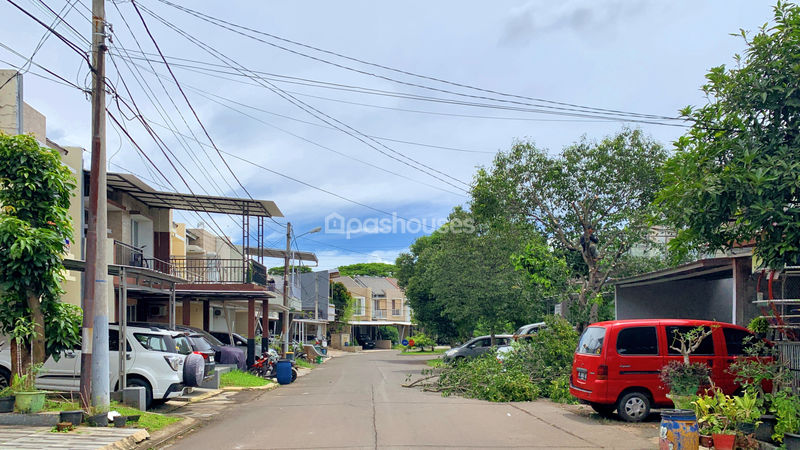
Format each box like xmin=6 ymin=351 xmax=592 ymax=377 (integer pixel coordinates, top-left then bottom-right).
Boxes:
xmin=398 ymin=348 xmax=446 ymax=355
xmin=295 ymin=359 xmax=316 ymax=369
xmin=426 ymin=359 xmax=445 ymax=368
xmin=42 ymin=398 xmax=181 ymax=433
xmin=220 ymin=370 xmax=272 ymax=388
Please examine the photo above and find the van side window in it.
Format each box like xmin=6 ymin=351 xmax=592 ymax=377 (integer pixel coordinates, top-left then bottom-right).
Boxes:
xmin=723 ymin=328 xmax=755 ymax=356
xmin=666 ymin=326 xmax=715 ymax=355
xmin=616 ymin=327 xmax=658 ymax=355
xmin=577 ymin=327 xmax=606 ymax=355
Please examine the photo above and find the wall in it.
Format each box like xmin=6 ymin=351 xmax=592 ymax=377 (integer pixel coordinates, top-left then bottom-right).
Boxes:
xmin=0 ymin=70 xmax=22 ymax=135
xmin=616 ymin=277 xmax=733 ymax=323
xmin=59 ymin=146 xmax=84 ymax=308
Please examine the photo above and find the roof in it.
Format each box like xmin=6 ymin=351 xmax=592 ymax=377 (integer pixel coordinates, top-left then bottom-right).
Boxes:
xmin=352 ymin=276 xmax=403 ymax=296
xmin=105 ymin=172 xmax=283 ymax=217
xmin=243 ymin=246 xmax=318 ymax=263
xmin=612 ymin=254 xmax=751 ymax=288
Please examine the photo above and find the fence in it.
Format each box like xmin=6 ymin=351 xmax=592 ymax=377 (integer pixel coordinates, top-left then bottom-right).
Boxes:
xmin=114 ymin=240 xmax=173 ymax=273
xmin=170 ymin=257 xmax=267 ymax=285
xmin=776 ymin=341 xmax=800 ymax=393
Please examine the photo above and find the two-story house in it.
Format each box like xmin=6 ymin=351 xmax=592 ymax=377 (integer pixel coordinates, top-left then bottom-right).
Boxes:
xmin=333 ymin=275 xmax=412 ymax=343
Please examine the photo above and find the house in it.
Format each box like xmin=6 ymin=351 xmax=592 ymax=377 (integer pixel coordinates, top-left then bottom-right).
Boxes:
xmin=333 ymin=275 xmax=413 ymax=344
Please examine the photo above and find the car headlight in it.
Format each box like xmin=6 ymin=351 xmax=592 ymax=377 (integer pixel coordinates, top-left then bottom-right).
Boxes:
xmin=164 ymin=355 xmax=182 ymax=371
xmin=445 ymin=350 xmax=455 ymax=357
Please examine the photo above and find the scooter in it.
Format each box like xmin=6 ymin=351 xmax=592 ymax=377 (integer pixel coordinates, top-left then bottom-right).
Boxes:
xmin=248 ymin=348 xmax=298 ymax=382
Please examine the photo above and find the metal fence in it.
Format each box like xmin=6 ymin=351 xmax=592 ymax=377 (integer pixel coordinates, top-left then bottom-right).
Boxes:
xmin=170 ymin=257 xmax=268 ymax=286
xmin=776 ymin=341 xmax=800 ymax=393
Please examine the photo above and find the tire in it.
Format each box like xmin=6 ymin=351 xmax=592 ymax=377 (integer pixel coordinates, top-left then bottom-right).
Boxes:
xmin=616 ymin=391 xmax=651 ymax=423
xmin=126 ymin=377 xmax=153 ymax=410
xmin=183 ymin=353 xmax=204 ymax=387
xmin=0 ymin=368 xmax=9 ymax=389
xmin=291 ymin=367 xmax=298 ymax=383
xmin=590 ymin=402 xmax=616 ymax=417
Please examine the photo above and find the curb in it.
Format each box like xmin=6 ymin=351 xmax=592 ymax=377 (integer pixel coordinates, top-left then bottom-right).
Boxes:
xmin=184 ymin=389 xmax=223 ymax=403
xmin=135 ymin=417 xmax=196 ymax=450
xmin=99 ymin=428 xmax=150 ymax=450
xmin=221 ymin=382 xmax=278 ymax=392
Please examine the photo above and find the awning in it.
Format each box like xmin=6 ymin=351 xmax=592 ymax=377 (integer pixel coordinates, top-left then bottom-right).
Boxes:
xmin=611 ymin=254 xmax=751 ymax=288
xmin=243 ymin=246 xmax=318 ymax=264
xmin=63 ymin=258 xmax=187 ymax=283
xmin=106 ymin=172 xmax=283 ymax=217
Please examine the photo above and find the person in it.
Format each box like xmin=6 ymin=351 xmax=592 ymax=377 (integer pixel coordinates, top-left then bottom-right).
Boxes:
xmin=580 ymin=225 xmax=599 ymax=261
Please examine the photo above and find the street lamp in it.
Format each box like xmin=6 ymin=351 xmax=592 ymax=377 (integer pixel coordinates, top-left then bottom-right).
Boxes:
xmin=283 ymin=224 xmax=321 ymax=355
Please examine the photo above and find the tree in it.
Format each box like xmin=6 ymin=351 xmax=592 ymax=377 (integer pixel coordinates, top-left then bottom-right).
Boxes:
xmin=0 ymin=134 xmax=78 ymax=376
xmin=472 ymin=129 xmax=667 ymax=328
xmin=657 ymin=2 xmax=800 ymax=269
xmin=330 ymin=281 xmax=354 ymax=333
xmin=337 ymin=262 xmax=397 ymax=277
xmin=268 ymin=265 xmax=311 ymax=275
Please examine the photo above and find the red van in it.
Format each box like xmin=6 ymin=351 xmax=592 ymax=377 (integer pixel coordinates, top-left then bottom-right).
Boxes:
xmin=569 ymin=319 xmax=758 ymax=422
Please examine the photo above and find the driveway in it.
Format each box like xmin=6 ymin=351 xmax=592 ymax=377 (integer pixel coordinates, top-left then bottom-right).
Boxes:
xmin=163 ymin=350 xmax=657 ymax=449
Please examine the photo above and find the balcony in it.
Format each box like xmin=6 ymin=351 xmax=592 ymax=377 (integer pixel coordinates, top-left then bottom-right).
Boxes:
xmin=372 ymin=309 xmax=387 ymax=319
xmin=114 ymin=240 xmax=173 ymax=274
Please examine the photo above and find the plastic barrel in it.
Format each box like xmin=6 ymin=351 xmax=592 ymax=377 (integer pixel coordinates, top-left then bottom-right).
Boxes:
xmin=285 ymin=351 xmax=295 ymax=361
xmin=659 ymin=409 xmax=699 ymax=450
xmin=276 ymin=359 xmax=293 ymax=385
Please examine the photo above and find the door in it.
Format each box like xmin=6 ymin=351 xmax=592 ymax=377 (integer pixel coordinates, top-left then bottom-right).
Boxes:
xmin=663 ymin=325 xmax=719 ymax=394
xmin=466 ymin=338 xmax=490 ymax=357
xmin=36 ymin=349 xmax=79 ymax=391
xmin=109 ymin=329 xmax=135 ymax=391
xmin=609 ymin=326 xmax=664 ymax=404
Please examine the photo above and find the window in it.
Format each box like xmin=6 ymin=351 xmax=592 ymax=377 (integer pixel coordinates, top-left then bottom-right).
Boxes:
xmin=723 ymin=328 xmax=755 ymax=356
xmin=616 ymin=327 xmax=659 ymax=355
xmin=666 ymin=326 xmax=715 ymax=355
xmin=392 ymin=299 xmax=401 ymax=316
xmin=135 ymin=333 xmax=169 ymax=352
xmin=172 ymin=336 xmax=193 ymax=355
xmin=577 ymin=327 xmax=606 ymax=355
xmin=354 ymin=297 xmax=365 ymax=316
xmin=109 ymin=329 xmax=132 ymax=352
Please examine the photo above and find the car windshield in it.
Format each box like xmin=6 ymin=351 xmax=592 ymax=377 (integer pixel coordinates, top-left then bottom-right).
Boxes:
xmin=199 ymin=332 xmax=224 ymax=347
xmin=576 ymin=327 xmax=606 ymax=355
xmin=135 ymin=333 xmax=176 ymax=353
xmin=172 ymin=335 xmax=194 ymax=355
xmin=189 ymin=335 xmax=214 ymax=351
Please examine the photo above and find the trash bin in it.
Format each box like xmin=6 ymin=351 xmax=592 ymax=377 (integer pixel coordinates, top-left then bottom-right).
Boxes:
xmin=276 ymin=359 xmax=293 ymax=385
xmin=659 ymin=409 xmax=698 ymax=450
xmin=285 ymin=351 xmax=295 ymax=361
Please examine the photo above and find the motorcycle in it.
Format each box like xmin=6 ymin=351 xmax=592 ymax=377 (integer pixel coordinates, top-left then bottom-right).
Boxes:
xmin=248 ymin=348 xmax=298 ymax=382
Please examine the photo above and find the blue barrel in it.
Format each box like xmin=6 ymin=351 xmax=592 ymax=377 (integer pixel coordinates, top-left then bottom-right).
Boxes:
xmin=276 ymin=359 xmax=293 ymax=385
xmin=659 ymin=409 xmax=699 ymax=450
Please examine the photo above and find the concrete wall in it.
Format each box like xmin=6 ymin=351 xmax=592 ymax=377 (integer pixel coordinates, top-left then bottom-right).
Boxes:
xmin=616 ymin=277 xmax=734 ymax=323
xmin=0 ymin=70 xmax=23 ymax=136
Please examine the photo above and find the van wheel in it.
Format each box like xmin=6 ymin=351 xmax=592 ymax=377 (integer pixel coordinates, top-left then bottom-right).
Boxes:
xmin=617 ymin=392 xmax=651 ymax=422
xmin=126 ymin=377 xmax=153 ymax=410
xmin=590 ymin=402 xmax=616 ymax=417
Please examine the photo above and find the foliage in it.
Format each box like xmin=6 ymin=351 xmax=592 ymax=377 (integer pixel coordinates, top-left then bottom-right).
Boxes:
xmin=770 ymin=389 xmax=800 ymax=443
xmin=747 ymin=317 xmax=769 ymax=335
xmin=729 ymin=336 xmax=792 ymax=396
xmin=472 ymin=129 xmax=668 ymax=328
xmin=43 ymin=303 xmax=81 ymax=362
xmin=337 ymin=262 xmax=397 ymax=277
xmin=694 ymin=389 xmax=763 ymax=435
xmin=668 ymin=325 xmax=715 ymax=365
xmin=659 ymin=361 xmax=710 ymax=397
xmin=376 ymin=326 xmax=399 ymax=343
xmin=0 ymin=133 xmax=76 ymax=373
xmin=437 ymin=351 xmax=539 ymax=402
xmin=268 ymin=265 xmax=311 ymax=275
xmin=329 ymin=281 xmax=354 ymax=333
xmin=408 ymin=333 xmax=435 ymax=351
xmin=220 ymin=370 xmax=271 ymax=388
xmin=656 ymin=3 xmax=800 ymax=269
xmin=10 ymin=364 xmax=42 ymax=392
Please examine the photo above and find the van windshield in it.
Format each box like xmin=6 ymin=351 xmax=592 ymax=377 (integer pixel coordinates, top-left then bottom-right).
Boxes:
xmin=577 ymin=327 xmax=606 ymax=355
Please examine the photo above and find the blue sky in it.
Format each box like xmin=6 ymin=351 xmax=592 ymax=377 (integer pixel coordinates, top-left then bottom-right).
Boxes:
xmin=0 ymin=0 xmax=776 ymax=270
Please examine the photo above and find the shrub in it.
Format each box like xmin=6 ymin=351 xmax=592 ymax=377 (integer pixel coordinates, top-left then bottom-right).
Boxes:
xmin=408 ymin=333 xmax=435 ymax=351
xmin=659 ymin=360 xmax=710 ymax=396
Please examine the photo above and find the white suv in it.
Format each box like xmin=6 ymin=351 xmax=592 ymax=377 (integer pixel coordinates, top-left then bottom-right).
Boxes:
xmin=0 ymin=324 xmax=205 ymax=409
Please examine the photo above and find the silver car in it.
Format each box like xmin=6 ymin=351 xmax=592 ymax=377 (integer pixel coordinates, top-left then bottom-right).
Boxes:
xmin=442 ymin=335 xmax=512 ymax=362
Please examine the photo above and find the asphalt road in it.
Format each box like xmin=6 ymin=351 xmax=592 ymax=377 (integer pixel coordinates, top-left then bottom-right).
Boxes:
xmin=164 ymin=350 xmax=657 ymax=449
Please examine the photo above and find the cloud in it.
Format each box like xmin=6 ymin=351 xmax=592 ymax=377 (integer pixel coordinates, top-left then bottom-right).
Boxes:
xmin=314 ymin=249 xmax=406 ymax=272
xmin=499 ymin=0 xmax=652 ymax=46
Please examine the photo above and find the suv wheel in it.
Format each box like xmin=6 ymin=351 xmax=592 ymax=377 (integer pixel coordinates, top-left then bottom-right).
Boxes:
xmin=183 ymin=353 xmax=204 ymax=387
xmin=617 ymin=391 xmax=651 ymax=422
xmin=127 ymin=378 xmax=153 ymax=410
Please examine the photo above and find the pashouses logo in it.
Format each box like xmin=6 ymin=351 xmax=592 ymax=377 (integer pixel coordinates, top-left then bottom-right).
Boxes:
xmin=324 ymin=212 xmax=474 ymax=239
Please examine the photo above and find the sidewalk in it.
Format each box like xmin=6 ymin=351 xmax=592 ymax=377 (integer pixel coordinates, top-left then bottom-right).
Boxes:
xmin=0 ymin=425 xmax=148 ymax=449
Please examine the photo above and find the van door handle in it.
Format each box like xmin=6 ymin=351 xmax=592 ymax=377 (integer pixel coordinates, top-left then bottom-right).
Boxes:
xmin=619 ymin=364 xmax=631 ymax=368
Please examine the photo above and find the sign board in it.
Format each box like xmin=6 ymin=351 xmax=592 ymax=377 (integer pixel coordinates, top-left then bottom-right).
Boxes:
xmin=401 ymin=339 xmax=408 ymax=346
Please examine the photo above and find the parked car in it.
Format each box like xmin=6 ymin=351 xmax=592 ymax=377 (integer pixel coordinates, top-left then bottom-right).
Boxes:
xmin=178 ymin=327 xmax=246 ymax=369
xmin=443 ymin=335 xmax=512 ymax=362
xmin=0 ymin=324 xmax=203 ymax=409
xmin=496 ymin=344 xmax=514 ymax=363
xmin=128 ymin=322 xmax=217 ymax=378
xmin=513 ymin=322 xmax=546 ymax=341
xmin=210 ymin=331 xmax=250 ymax=350
xmin=569 ymin=319 xmax=761 ymax=422
xmin=356 ymin=334 xmax=376 ymax=349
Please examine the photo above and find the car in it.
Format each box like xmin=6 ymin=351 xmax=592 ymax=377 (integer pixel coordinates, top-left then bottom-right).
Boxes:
xmin=210 ymin=331 xmax=250 ymax=350
xmin=356 ymin=334 xmax=376 ymax=350
xmin=128 ymin=323 xmax=218 ymax=378
xmin=442 ymin=335 xmax=512 ymax=362
xmin=496 ymin=344 xmax=515 ymax=363
xmin=513 ymin=322 xmax=546 ymax=341
xmin=177 ymin=327 xmax=246 ymax=370
xmin=0 ymin=324 xmax=204 ymax=409
xmin=569 ymin=319 xmax=762 ymax=422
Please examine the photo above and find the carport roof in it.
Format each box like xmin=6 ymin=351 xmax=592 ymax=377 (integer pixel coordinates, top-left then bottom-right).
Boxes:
xmin=612 ymin=254 xmax=751 ymax=288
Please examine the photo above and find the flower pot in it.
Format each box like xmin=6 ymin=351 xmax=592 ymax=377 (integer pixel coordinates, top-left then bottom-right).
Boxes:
xmin=755 ymin=414 xmax=777 ymax=443
xmin=736 ymin=422 xmax=756 ymax=435
xmin=712 ymin=433 xmax=736 ymax=450
xmin=667 ymin=393 xmax=695 ymax=410
xmin=113 ymin=416 xmax=127 ymax=428
xmin=87 ymin=413 xmax=108 ymax=427
xmin=698 ymin=434 xmax=713 ymax=448
xmin=59 ymin=410 xmax=83 ymax=426
xmin=0 ymin=396 xmax=15 ymax=413
xmin=784 ymin=432 xmax=800 ymax=450
xmin=127 ymin=414 xmax=140 ymax=422
xmin=14 ymin=391 xmax=45 ymax=413
xmin=56 ymin=422 xmax=74 ymax=432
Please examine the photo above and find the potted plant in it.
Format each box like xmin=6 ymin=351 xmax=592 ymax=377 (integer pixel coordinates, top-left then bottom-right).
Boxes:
xmin=693 ymin=394 xmax=720 ymax=447
xmin=0 ymin=385 xmax=14 ymax=413
xmin=708 ymin=390 xmax=737 ymax=450
xmin=770 ymin=390 xmax=800 ymax=449
xmin=12 ymin=366 xmax=45 ymax=413
xmin=747 ymin=317 xmax=769 ymax=340
xmin=660 ymin=361 xmax=710 ymax=409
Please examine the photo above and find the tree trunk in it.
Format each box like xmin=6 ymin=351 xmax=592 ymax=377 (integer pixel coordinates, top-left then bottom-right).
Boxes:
xmin=27 ymin=293 xmax=46 ymax=366
xmin=10 ymin=340 xmax=31 ymax=378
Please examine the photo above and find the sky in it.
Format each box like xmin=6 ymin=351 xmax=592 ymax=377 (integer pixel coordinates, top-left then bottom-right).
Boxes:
xmin=0 ymin=0 xmax=777 ymax=271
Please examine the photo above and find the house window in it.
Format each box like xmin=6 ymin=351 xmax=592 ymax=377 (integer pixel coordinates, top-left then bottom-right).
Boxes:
xmin=354 ymin=297 xmax=365 ymax=316
xmin=392 ymin=299 xmax=401 ymax=316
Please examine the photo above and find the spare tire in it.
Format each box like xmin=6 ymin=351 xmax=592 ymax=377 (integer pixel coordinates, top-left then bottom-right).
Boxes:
xmin=183 ymin=353 xmax=204 ymax=387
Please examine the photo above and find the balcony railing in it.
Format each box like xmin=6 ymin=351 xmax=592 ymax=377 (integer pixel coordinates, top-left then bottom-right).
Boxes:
xmin=114 ymin=240 xmax=174 ymax=273
xmin=392 ymin=309 xmax=401 ymax=316
xmin=372 ymin=309 xmax=387 ymax=319
xmin=170 ymin=257 xmax=268 ymax=286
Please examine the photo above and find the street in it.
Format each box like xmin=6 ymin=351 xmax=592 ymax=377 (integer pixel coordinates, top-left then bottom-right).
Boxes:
xmin=163 ymin=351 xmax=657 ymax=449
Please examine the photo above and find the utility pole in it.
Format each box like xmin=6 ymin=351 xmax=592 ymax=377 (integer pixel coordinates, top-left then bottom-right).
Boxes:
xmin=80 ymin=0 xmax=109 ymax=412
xmin=282 ymin=222 xmax=291 ymax=356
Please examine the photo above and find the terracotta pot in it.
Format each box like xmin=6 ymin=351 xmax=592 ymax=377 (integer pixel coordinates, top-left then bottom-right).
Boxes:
xmin=712 ymin=433 xmax=736 ymax=450
xmin=698 ymin=434 xmax=713 ymax=448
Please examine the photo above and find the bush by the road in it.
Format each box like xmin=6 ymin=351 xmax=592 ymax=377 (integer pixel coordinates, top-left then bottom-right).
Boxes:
xmin=431 ymin=316 xmax=579 ymax=403
xmin=405 ymin=333 xmax=436 ymax=351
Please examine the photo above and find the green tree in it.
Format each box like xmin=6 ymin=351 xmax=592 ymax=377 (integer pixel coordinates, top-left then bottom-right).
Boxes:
xmin=0 ymin=134 xmax=78 ymax=376
xmin=473 ymin=129 xmax=667 ymax=328
xmin=268 ymin=265 xmax=311 ymax=275
xmin=330 ymin=281 xmax=354 ymax=333
xmin=337 ymin=262 xmax=397 ymax=277
xmin=657 ymin=2 xmax=800 ymax=269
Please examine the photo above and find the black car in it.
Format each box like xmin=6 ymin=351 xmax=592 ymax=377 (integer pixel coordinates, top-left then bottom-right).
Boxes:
xmin=356 ymin=334 xmax=376 ymax=349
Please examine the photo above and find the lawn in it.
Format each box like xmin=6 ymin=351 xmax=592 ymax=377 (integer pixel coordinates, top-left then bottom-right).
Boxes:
xmin=295 ymin=359 xmax=316 ymax=369
xmin=398 ymin=348 xmax=446 ymax=355
xmin=426 ymin=359 xmax=445 ymax=368
xmin=42 ymin=397 xmax=181 ymax=432
xmin=220 ymin=370 xmax=273 ymax=388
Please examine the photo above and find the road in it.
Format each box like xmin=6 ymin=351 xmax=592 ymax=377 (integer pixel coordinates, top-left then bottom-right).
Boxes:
xmin=164 ymin=350 xmax=657 ymax=449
